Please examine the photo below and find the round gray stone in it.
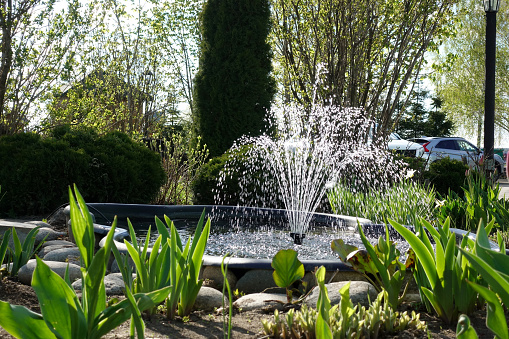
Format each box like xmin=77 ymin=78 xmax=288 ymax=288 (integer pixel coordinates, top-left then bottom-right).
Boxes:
xmin=39 ymin=244 xmax=76 ymax=258
xmin=193 ymin=286 xmax=229 ymax=312
xmin=72 ymin=272 xmax=128 ymax=295
xmin=233 ymin=293 xmax=288 ymax=312
xmin=35 ymin=227 xmax=66 ymax=244
xmin=201 ymin=266 xmax=237 ymax=292
xmin=18 ymin=259 xmax=81 ymax=285
xmin=43 ymin=247 xmax=81 ymax=262
xmin=304 ymin=281 xmax=378 ymax=308
xmin=235 ymin=269 xmax=284 ymax=295
xmin=41 ymin=240 xmax=75 ymax=248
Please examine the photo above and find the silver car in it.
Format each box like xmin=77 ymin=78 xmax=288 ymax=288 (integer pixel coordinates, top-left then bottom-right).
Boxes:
xmin=409 ymin=136 xmax=505 ymax=177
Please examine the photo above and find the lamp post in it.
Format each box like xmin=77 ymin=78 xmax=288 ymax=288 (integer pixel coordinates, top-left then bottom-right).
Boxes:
xmin=484 ymin=0 xmax=500 ymax=173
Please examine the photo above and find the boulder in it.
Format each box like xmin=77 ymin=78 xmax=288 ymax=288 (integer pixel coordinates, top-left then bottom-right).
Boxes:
xmin=193 ymin=286 xmax=228 ymax=312
xmin=233 ymin=293 xmax=288 ymax=313
xmin=72 ymin=273 xmax=128 ymax=296
xmin=304 ymin=281 xmax=378 ymax=308
xmin=42 ymin=247 xmax=81 ymax=263
xmin=41 ymin=240 xmax=75 ymax=248
xmin=201 ymin=266 xmax=237 ymax=292
xmin=35 ymin=227 xmax=66 ymax=245
xmin=39 ymin=244 xmax=76 ymax=258
xmin=235 ymin=269 xmax=284 ymax=295
xmin=18 ymin=259 xmax=81 ymax=285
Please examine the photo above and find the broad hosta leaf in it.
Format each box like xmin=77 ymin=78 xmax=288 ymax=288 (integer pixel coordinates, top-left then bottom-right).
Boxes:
xmin=272 ymin=249 xmax=305 ymax=288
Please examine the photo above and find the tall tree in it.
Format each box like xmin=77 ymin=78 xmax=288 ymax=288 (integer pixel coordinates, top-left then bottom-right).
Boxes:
xmin=270 ymin=0 xmax=456 ymax=136
xmin=0 ymin=0 xmax=88 ymax=134
xmin=193 ymin=0 xmax=276 ymax=157
xmin=150 ymin=0 xmax=204 ymax=117
xmin=432 ymin=0 xmax=509 ymax=146
xmin=45 ymin=0 xmax=176 ymax=136
xmin=396 ymin=91 xmax=454 ymax=139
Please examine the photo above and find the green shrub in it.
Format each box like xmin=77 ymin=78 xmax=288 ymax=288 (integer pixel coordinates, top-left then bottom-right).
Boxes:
xmin=435 ymin=169 xmax=509 ymax=232
xmin=424 ymin=158 xmax=468 ymax=197
xmin=192 ymin=144 xmax=281 ymax=207
xmin=0 ymin=126 xmax=165 ymax=216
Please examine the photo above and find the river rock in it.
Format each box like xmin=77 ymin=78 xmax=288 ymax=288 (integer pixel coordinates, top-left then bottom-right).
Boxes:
xmin=18 ymin=259 xmax=81 ymax=285
xmin=193 ymin=286 xmax=229 ymax=312
xmin=233 ymin=293 xmax=288 ymax=312
xmin=110 ymin=256 xmax=135 ymax=274
xmin=304 ymin=281 xmax=378 ymax=308
xmin=39 ymin=244 xmax=76 ymax=258
xmin=72 ymin=273 xmax=127 ymax=295
xmin=201 ymin=266 xmax=237 ymax=291
xmin=42 ymin=247 xmax=81 ymax=263
xmin=235 ymin=270 xmax=284 ymax=295
xmin=47 ymin=207 xmax=68 ymax=227
xmin=300 ymin=270 xmax=367 ymax=292
xmin=41 ymin=240 xmax=75 ymax=248
xmin=35 ymin=227 xmax=66 ymax=244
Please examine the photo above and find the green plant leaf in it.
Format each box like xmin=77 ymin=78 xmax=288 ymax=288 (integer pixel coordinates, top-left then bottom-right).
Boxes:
xmin=330 ymin=238 xmax=358 ymax=263
xmin=459 ymin=248 xmax=509 ymax=309
xmin=271 ymin=249 xmax=305 ymax=289
xmin=0 ymin=300 xmax=56 ymax=339
xmin=467 ymin=282 xmax=508 ymax=339
xmin=456 ymin=314 xmax=479 ymax=339
xmin=32 ymin=256 xmax=86 ymax=339
xmin=69 ymin=185 xmax=95 ymax=269
xmin=389 ymin=219 xmax=438 ymax=288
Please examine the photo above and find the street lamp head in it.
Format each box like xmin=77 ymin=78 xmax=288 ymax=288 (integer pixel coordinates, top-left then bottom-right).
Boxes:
xmin=484 ymin=0 xmax=500 ymax=12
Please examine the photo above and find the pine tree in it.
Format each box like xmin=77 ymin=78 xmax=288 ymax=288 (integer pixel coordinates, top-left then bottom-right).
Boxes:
xmin=193 ymin=0 xmax=276 ymax=157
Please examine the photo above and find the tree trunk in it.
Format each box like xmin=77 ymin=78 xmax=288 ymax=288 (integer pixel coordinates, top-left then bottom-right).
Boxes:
xmin=0 ymin=0 xmax=13 ymax=134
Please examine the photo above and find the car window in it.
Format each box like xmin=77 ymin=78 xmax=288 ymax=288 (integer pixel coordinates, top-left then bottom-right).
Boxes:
xmin=457 ymin=140 xmax=479 ymax=152
xmin=435 ymin=140 xmax=459 ymax=150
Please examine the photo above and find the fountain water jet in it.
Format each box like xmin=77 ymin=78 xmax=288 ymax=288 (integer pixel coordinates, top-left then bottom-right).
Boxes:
xmin=216 ymin=101 xmax=404 ymax=244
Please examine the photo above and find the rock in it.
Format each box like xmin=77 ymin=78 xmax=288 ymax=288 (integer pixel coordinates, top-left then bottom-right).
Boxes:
xmin=233 ymin=293 xmax=288 ymax=313
xmin=41 ymin=240 xmax=75 ymax=248
xmin=193 ymin=286 xmax=228 ymax=312
xmin=35 ymin=227 xmax=66 ymax=245
xmin=300 ymin=270 xmax=366 ymax=292
xmin=39 ymin=244 xmax=76 ymax=258
xmin=201 ymin=266 xmax=237 ymax=292
xmin=110 ymin=256 xmax=135 ymax=274
xmin=47 ymin=207 xmax=68 ymax=228
xmin=304 ymin=281 xmax=378 ymax=308
xmin=43 ymin=247 xmax=81 ymax=263
xmin=26 ymin=220 xmax=51 ymax=228
xmin=72 ymin=273 xmax=128 ymax=295
xmin=18 ymin=259 xmax=81 ymax=285
xmin=235 ymin=270 xmax=284 ymax=295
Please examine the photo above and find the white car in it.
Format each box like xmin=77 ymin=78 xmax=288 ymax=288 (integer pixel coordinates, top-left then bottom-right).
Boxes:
xmin=409 ymin=136 xmax=506 ymax=177
xmin=387 ymin=132 xmax=425 ymax=158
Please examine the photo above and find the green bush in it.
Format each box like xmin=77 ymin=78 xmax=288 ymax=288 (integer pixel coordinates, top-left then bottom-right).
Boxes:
xmin=424 ymin=158 xmax=468 ymax=197
xmin=0 ymin=126 xmax=165 ymax=216
xmin=192 ymin=145 xmax=282 ymax=207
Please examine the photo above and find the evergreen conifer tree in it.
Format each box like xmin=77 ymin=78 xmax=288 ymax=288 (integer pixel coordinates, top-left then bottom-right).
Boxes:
xmin=193 ymin=0 xmax=275 ymax=157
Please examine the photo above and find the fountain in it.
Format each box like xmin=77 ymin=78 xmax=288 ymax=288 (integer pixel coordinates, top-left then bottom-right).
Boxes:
xmin=63 ymin=98 xmax=410 ymax=290
xmin=215 ymin=101 xmax=404 ymax=245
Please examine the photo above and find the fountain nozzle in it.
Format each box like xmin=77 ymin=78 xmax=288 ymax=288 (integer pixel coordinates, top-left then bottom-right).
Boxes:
xmin=290 ymin=233 xmax=306 ymax=245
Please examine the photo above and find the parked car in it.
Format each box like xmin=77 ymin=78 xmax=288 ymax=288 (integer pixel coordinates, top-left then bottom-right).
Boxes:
xmin=387 ymin=132 xmax=425 ymax=158
xmin=408 ymin=136 xmax=506 ymax=177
